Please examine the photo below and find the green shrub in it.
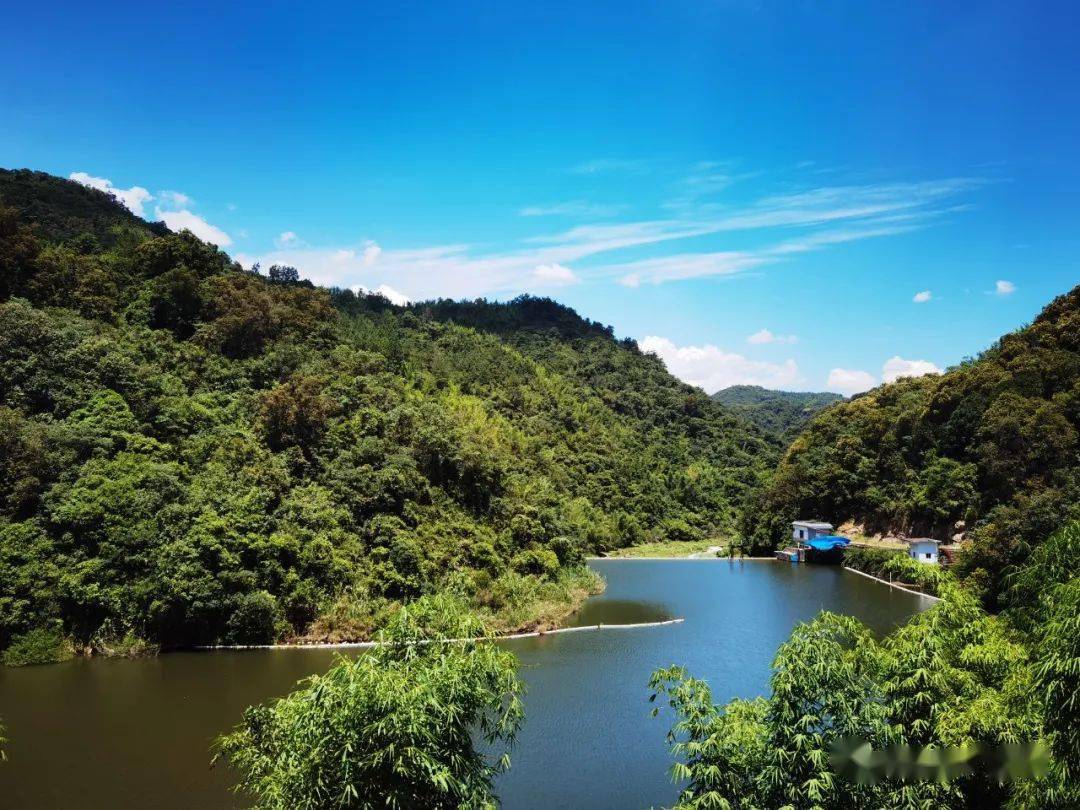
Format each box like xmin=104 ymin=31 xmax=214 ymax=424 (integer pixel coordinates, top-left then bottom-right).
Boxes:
xmin=511 ymin=547 xmax=560 ymax=578
xmin=226 ymin=591 xmax=283 ymax=645
xmin=843 ymin=546 xmax=902 ymax=578
xmin=882 ymin=554 xmax=947 ymax=595
xmin=216 ymin=594 xmax=523 ymax=808
xmin=2 ymin=627 xmax=74 ymax=666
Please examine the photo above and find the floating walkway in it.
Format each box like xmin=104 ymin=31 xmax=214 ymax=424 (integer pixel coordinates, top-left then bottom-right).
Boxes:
xmin=843 ymin=565 xmax=942 ymax=602
xmin=195 ymin=617 xmax=685 ymax=651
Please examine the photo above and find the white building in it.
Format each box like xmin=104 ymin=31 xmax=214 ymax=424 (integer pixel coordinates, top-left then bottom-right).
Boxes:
xmin=907 ymin=538 xmax=940 ymax=565
xmin=791 ymin=521 xmax=834 ymax=543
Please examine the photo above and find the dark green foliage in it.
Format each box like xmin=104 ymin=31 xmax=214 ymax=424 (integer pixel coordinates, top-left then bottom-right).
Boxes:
xmin=712 ymin=384 xmax=843 ymax=441
xmin=1009 ymin=522 xmax=1080 ymax=805
xmin=749 ymin=285 xmax=1080 ymax=607
xmin=2 ymin=626 xmax=73 ymax=666
xmin=0 ymin=169 xmax=156 ymax=246
xmin=217 ymin=593 xmax=523 ymax=809
xmin=652 ymin=584 xmax=1042 ymax=808
xmin=0 ymin=170 xmax=772 ymax=655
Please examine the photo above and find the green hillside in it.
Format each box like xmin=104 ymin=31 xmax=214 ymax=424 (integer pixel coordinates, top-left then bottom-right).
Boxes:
xmin=0 ymin=169 xmax=774 ymax=655
xmin=746 ymin=285 xmax=1080 ymax=608
xmin=712 ymin=385 xmax=842 ymax=440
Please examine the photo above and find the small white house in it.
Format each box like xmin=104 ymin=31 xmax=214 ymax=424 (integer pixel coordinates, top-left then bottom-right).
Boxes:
xmin=907 ymin=538 xmax=940 ymax=565
xmin=791 ymin=521 xmax=834 ymax=543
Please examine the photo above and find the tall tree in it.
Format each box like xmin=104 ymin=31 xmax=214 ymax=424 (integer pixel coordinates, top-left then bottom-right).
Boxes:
xmin=216 ymin=594 xmax=524 ymax=809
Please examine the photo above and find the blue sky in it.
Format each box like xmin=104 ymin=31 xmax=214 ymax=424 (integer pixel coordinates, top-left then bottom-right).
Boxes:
xmin=3 ymin=1 xmax=1078 ymax=394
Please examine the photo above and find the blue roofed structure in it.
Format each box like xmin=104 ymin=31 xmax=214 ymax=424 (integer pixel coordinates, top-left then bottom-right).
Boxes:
xmin=804 ymin=535 xmax=851 ymax=552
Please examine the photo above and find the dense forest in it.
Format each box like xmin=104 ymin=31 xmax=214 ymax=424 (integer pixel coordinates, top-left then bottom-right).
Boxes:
xmin=0 ymin=169 xmax=774 ymax=656
xmin=712 ymin=384 xmax=843 ymax=441
xmin=746 ymin=285 xmax=1080 ymax=608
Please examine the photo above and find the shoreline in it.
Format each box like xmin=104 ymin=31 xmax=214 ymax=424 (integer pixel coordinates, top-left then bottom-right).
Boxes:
xmin=589 ymin=555 xmax=775 ymax=561
xmin=842 ymin=565 xmax=943 ymax=602
xmin=194 ymin=617 xmax=685 ymax=650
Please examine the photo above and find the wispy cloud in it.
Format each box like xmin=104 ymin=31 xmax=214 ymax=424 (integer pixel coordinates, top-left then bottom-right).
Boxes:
xmin=519 ymin=200 xmax=629 ymax=218
xmin=237 ymin=170 xmax=983 ymax=299
xmin=994 ymin=279 xmax=1017 ymax=296
xmin=566 ymin=158 xmax=649 ymax=175
xmin=158 ymin=190 xmax=193 ymax=209
xmin=913 ymin=290 xmax=932 ymax=303
xmin=747 ymin=329 xmax=798 ymax=345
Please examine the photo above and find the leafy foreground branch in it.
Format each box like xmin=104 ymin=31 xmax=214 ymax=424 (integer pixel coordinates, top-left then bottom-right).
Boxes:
xmin=650 ymin=520 xmax=1080 ymax=809
xmin=216 ymin=593 xmax=524 ymax=809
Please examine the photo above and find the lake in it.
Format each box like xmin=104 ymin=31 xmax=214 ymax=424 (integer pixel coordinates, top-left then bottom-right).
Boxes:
xmin=0 ymin=559 xmax=929 ymax=808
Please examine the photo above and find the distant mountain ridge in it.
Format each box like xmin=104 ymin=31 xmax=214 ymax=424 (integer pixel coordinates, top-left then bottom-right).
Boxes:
xmin=711 ymin=385 xmax=842 ymax=440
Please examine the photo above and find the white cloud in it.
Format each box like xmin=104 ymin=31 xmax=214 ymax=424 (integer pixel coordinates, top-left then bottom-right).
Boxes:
xmin=156 ymin=208 xmax=232 ymax=247
xmin=995 ymin=279 xmax=1017 ymax=296
xmin=567 ymin=158 xmax=647 ymax=175
xmin=612 ymin=251 xmax=768 ymax=287
xmin=881 ymin=356 xmax=942 ymax=383
xmin=913 ymin=290 xmax=932 ymax=303
xmin=275 ymin=231 xmax=302 ymax=248
xmin=533 ymin=263 xmax=579 ymax=286
xmin=640 ymin=336 xmax=802 ymax=393
xmin=520 ymin=200 xmax=628 ymax=218
xmin=827 ymin=368 xmax=877 ymax=395
xmin=236 ymin=171 xmax=983 ymax=299
xmin=747 ymin=328 xmax=798 ymax=345
xmin=158 ymin=190 xmax=192 ymax=209
xmin=353 ymin=283 xmax=410 ymax=306
xmin=69 ymin=172 xmax=153 ymax=217
xmin=361 ymin=241 xmax=382 ymax=266
xmin=71 ymin=172 xmax=231 ymax=247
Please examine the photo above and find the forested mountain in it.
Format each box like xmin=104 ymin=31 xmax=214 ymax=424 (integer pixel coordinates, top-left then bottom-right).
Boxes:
xmin=747 ymin=285 xmax=1080 ymax=608
xmin=711 ymin=385 xmax=842 ymax=441
xmin=0 ymin=169 xmax=774 ymax=655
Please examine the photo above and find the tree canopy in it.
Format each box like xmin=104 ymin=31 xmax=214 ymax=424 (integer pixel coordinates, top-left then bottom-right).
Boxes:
xmin=745 ymin=285 xmax=1080 ymax=608
xmin=712 ymin=385 xmax=843 ymax=442
xmin=216 ymin=593 xmax=524 ymax=809
xmin=0 ymin=169 xmax=773 ymax=657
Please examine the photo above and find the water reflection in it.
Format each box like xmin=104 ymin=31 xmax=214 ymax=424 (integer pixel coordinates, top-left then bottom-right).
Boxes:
xmin=0 ymin=561 xmax=927 ymax=809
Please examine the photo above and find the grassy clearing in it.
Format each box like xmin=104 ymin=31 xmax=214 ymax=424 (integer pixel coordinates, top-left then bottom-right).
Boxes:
xmin=844 ymin=532 xmax=908 ymax=550
xmin=299 ymin=566 xmax=605 ymax=644
xmin=604 ymin=539 xmax=726 ymax=558
xmin=474 ymin=566 xmax=605 ymax=635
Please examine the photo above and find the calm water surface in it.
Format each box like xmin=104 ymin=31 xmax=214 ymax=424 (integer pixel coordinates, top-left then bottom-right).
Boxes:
xmin=0 ymin=560 xmax=929 ymax=808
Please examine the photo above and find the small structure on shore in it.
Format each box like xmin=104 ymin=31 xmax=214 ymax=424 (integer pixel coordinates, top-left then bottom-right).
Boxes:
xmin=779 ymin=522 xmax=850 ymax=564
xmin=791 ymin=520 xmax=834 ymax=543
xmin=907 ymin=538 xmax=940 ymax=565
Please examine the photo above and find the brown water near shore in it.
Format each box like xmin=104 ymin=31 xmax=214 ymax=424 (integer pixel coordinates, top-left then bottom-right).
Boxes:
xmin=0 ymin=560 xmax=927 ymax=809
